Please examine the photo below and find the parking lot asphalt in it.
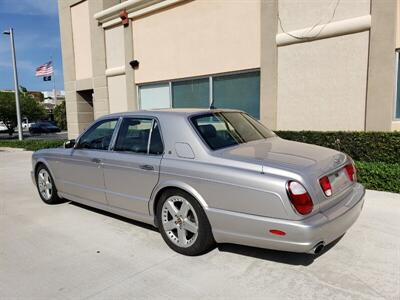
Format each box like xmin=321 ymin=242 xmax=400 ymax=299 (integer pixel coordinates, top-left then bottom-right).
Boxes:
xmin=0 ymin=150 xmax=399 ymax=300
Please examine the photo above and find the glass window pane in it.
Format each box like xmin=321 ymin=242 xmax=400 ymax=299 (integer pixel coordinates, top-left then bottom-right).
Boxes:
xmin=172 ymin=78 xmax=210 ymax=108
xmin=213 ymin=71 xmax=260 ymax=119
xmin=396 ymin=56 xmax=400 ymax=119
xmin=139 ymin=84 xmax=170 ymax=110
xmin=77 ymin=119 xmax=118 ymax=150
xmin=114 ymin=118 xmax=153 ymax=154
xmin=149 ymin=122 xmax=164 ymax=155
xmin=191 ymin=112 xmax=274 ymax=150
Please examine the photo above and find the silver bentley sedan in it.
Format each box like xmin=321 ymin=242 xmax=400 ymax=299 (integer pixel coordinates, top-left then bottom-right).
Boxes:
xmin=31 ymin=109 xmax=365 ymax=256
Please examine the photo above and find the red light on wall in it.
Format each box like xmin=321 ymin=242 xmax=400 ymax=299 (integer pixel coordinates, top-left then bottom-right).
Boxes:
xmin=119 ymin=9 xmax=129 ymax=27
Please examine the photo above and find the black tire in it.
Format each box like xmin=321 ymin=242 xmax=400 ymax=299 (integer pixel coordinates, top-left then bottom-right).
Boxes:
xmin=35 ymin=164 xmax=61 ymax=204
xmin=156 ymin=189 xmax=215 ymax=256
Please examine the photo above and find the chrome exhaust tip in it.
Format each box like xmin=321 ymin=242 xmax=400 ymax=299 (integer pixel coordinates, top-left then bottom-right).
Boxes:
xmin=310 ymin=242 xmax=325 ymax=255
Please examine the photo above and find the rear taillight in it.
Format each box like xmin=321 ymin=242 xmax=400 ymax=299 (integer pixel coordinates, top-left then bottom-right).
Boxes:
xmin=319 ymin=176 xmax=332 ymax=197
xmin=286 ymin=181 xmax=314 ymax=215
xmin=345 ymin=163 xmax=356 ymax=182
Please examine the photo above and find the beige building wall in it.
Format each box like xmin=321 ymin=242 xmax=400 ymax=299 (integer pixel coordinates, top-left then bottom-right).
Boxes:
xmin=276 ymin=0 xmax=370 ymax=131
xmin=105 ymin=25 xmax=125 ymax=69
xmin=108 ymin=75 xmax=128 ymax=113
xmin=132 ymin=0 xmax=260 ymax=84
xmin=366 ymin=0 xmax=397 ymax=131
xmin=71 ymin=1 xmax=93 ymax=80
xmin=104 ymin=25 xmax=130 ymax=113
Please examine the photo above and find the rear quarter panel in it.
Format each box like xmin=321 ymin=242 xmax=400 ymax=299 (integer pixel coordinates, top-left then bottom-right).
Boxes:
xmin=156 ymin=156 xmax=295 ymax=220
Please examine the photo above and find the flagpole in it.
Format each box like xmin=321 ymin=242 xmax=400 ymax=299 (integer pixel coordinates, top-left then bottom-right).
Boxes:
xmin=51 ymin=56 xmax=56 ymax=107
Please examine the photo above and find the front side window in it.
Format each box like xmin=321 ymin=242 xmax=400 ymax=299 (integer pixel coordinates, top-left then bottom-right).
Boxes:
xmin=191 ymin=112 xmax=275 ymax=150
xmin=77 ymin=119 xmax=118 ymax=150
xmin=114 ymin=118 xmax=164 ymax=155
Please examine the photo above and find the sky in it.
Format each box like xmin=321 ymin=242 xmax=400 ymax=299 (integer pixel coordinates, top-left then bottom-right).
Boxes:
xmin=0 ymin=0 xmax=63 ymax=92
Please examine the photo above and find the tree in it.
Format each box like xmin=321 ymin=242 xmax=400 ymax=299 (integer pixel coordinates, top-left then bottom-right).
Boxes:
xmin=54 ymin=101 xmax=67 ymax=130
xmin=0 ymin=91 xmax=46 ymax=135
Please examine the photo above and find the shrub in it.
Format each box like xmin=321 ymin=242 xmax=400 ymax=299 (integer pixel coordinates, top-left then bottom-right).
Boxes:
xmin=276 ymin=131 xmax=400 ymax=164
xmin=355 ymin=161 xmax=400 ymax=193
xmin=0 ymin=140 xmax=65 ymax=151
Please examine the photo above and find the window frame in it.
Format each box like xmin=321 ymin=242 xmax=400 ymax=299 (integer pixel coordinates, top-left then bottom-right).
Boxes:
xmin=394 ymin=50 xmax=400 ymax=121
xmin=110 ymin=116 xmax=165 ymax=156
xmin=137 ymin=68 xmax=260 ymax=118
xmin=74 ymin=117 xmax=120 ymax=152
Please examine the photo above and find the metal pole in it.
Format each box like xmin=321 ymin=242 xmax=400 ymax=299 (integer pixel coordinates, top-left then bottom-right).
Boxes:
xmin=9 ymin=28 xmax=23 ymax=140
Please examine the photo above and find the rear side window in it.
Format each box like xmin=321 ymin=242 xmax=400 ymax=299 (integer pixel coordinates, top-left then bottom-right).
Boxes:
xmin=114 ymin=118 xmax=164 ymax=155
xmin=77 ymin=119 xmax=118 ymax=150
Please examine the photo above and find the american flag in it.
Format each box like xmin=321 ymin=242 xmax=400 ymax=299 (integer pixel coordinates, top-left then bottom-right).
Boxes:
xmin=35 ymin=61 xmax=53 ymax=77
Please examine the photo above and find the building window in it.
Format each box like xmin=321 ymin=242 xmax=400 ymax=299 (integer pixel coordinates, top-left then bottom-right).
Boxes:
xmin=138 ymin=70 xmax=260 ymax=118
xmin=396 ymin=51 xmax=400 ymax=119
xmin=172 ymin=78 xmax=210 ymax=108
xmin=139 ymin=83 xmax=170 ymax=110
xmin=213 ymin=71 xmax=260 ymax=119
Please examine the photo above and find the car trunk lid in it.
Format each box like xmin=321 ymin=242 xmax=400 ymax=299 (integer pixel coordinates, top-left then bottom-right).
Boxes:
xmin=215 ymin=137 xmax=352 ymax=212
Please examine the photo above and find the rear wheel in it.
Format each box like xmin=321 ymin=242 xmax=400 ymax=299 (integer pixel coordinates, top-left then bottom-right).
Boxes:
xmin=36 ymin=165 xmax=61 ymax=204
xmin=156 ymin=189 xmax=214 ymax=256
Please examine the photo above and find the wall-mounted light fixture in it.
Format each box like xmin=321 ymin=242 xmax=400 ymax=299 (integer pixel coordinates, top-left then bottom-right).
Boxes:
xmin=129 ymin=60 xmax=139 ymax=69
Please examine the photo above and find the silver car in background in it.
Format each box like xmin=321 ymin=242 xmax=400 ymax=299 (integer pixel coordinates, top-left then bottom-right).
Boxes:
xmin=31 ymin=109 xmax=365 ymax=256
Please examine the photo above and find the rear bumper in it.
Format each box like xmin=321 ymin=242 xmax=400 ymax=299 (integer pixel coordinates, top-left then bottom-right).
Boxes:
xmin=206 ymin=183 xmax=365 ymax=253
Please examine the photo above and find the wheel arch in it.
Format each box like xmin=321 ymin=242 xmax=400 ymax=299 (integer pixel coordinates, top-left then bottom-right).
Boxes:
xmin=149 ymin=180 xmax=209 ymax=223
xmin=34 ymin=158 xmax=56 ymax=186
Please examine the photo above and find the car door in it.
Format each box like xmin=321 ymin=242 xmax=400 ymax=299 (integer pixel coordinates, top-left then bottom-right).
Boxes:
xmin=101 ymin=117 xmax=164 ymax=215
xmin=60 ymin=118 xmax=119 ymax=205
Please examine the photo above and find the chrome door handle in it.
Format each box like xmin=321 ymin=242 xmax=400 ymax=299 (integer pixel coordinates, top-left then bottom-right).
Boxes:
xmin=91 ymin=158 xmax=101 ymax=164
xmin=139 ymin=164 xmax=154 ymax=171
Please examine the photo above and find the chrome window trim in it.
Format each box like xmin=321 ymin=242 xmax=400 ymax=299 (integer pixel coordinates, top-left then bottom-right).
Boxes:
xmin=111 ymin=115 xmax=165 ymax=157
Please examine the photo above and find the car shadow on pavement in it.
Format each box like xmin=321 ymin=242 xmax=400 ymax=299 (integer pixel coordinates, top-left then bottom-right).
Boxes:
xmin=69 ymin=201 xmax=159 ymax=233
xmin=217 ymin=236 xmax=343 ymax=266
xmin=67 ymin=200 xmax=342 ymax=266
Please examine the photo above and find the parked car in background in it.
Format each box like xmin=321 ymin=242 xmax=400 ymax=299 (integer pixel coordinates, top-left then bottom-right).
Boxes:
xmin=0 ymin=121 xmax=9 ymax=133
xmin=29 ymin=121 xmax=61 ymax=134
xmin=31 ymin=109 xmax=365 ymax=256
xmin=22 ymin=118 xmax=36 ymax=129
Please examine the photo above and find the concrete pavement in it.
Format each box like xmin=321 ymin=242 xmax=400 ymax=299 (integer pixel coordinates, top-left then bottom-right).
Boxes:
xmin=0 ymin=150 xmax=399 ymax=299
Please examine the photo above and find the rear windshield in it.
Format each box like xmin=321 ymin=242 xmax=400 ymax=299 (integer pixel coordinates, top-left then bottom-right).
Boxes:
xmin=190 ymin=112 xmax=275 ymax=150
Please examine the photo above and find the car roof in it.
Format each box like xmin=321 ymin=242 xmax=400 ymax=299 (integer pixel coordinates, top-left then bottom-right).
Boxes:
xmin=103 ymin=108 xmax=242 ymax=119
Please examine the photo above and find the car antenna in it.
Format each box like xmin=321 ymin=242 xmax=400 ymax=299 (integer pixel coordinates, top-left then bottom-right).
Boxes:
xmin=209 ymin=99 xmax=216 ymax=110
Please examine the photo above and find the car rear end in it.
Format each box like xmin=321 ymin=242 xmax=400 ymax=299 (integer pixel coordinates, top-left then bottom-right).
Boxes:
xmin=280 ymin=157 xmax=364 ymax=254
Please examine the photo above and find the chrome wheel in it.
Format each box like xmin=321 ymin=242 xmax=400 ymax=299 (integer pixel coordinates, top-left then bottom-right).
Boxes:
xmin=37 ymin=169 xmax=53 ymax=201
xmin=161 ymin=195 xmax=199 ymax=248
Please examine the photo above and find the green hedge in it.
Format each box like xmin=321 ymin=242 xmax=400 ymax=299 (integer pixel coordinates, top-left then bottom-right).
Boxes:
xmin=276 ymin=131 xmax=400 ymax=193
xmin=276 ymin=131 xmax=400 ymax=164
xmin=355 ymin=161 xmax=400 ymax=193
xmin=0 ymin=140 xmax=65 ymax=151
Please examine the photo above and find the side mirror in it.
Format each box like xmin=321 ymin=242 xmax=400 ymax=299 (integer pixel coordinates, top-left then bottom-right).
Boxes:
xmin=64 ymin=139 xmax=76 ymax=149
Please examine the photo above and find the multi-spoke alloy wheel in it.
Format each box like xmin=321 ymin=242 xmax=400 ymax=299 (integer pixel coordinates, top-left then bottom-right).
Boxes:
xmin=157 ymin=189 xmax=214 ymax=256
xmin=161 ymin=196 xmax=199 ymax=248
xmin=35 ymin=165 xmax=60 ymax=204
xmin=38 ymin=169 xmax=53 ymax=201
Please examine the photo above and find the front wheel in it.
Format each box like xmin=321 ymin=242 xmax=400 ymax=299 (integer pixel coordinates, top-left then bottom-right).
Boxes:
xmin=156 ymin=189 xmax=215 ymax=256
xmin=36 ymin=165 xmax=61 ymax=204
